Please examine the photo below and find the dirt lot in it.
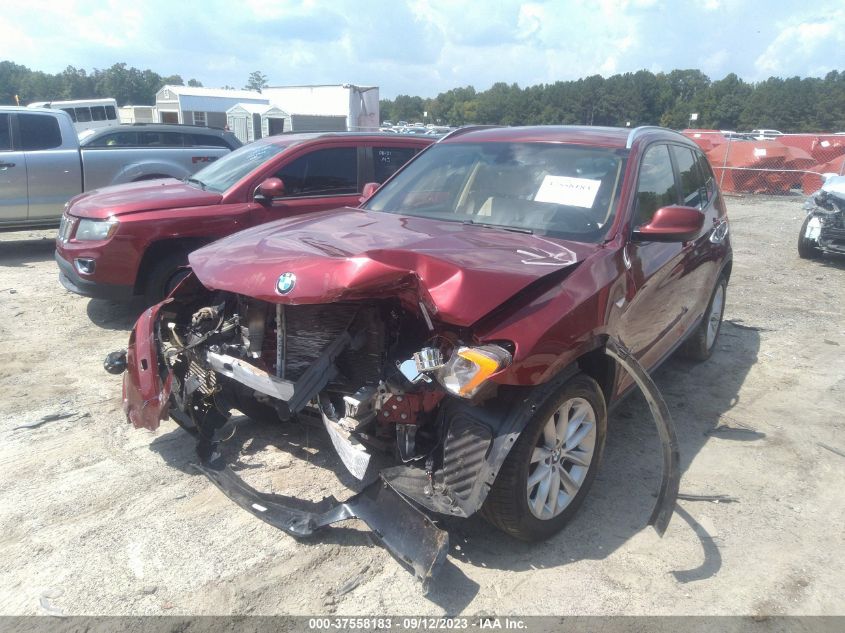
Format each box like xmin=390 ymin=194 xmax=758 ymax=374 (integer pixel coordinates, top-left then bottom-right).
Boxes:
xmin=0 ymin=195 xmax=843 ymax=617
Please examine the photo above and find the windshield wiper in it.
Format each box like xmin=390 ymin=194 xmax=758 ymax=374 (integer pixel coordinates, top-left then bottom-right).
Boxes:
xmin=185 ymin=177 xmax=206 ymax=190
xmin=462 ymin=219 xmax=534 ymax=234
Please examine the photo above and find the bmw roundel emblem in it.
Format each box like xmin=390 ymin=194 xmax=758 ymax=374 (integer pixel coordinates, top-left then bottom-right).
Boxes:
xmin=276 ymin=272 xmax=296 ymax=295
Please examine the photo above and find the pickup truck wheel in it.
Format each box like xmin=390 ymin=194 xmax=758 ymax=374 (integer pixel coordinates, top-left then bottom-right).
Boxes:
xmin=798 ymin=215 xmax=823 ymax=259
xmin=144 ymin=251 xmax=191 ymax=305
xmin=682 ymin=275 xmax=727 ymax=361
xmin=481 ymin=374 xmax=606 ymax=542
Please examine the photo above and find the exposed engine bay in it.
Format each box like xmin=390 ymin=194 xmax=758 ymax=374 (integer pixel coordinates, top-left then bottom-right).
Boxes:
xmin=157 ymin=280 xmax=511 ymax=482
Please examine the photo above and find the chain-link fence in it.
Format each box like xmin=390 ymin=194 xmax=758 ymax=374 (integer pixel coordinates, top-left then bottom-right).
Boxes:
xmin=681 ymin=130 xmax=845 ymax=195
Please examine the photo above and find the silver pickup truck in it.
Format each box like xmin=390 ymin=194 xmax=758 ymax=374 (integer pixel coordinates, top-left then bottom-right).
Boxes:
xmin=0 ymin=107 xmax=240 ymax=231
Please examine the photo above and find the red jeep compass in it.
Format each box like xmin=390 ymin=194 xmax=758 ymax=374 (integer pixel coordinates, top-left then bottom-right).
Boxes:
xmin=55 ymin=133 xmax=432 ymax=303
xmin=116 ymin=125 xmax=731 ymax=587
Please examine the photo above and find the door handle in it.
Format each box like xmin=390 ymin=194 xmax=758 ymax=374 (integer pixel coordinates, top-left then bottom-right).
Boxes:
xmin=0 ymin=162 xmax=15 ymax=169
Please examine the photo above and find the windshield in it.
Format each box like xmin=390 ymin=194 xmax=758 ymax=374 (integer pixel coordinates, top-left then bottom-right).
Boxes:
xmin=190 ymin=140 xmax=288 ymax=193
xmin=365 ymin=142 xmax=626 ymax=241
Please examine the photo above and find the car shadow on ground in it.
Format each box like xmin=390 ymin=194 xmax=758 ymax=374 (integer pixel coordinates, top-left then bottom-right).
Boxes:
xmin=146 ymin=322 xmax=759 ymax=607
xmin=86 ymin=297 xmax=147 ymax=331
xmin=0 ymin=238 xmax=55 ymax=267
xmin=817 ymin=251 xmax=845 ymax=270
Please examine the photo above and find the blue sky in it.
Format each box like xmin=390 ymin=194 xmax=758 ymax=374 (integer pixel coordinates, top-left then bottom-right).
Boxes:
xmin=1 ymin=0 xmax=843 ymax=98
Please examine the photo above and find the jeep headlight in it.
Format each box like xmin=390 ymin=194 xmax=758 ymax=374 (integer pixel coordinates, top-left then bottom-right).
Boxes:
xmin=75 ymin=218 xmax=118 ymax=241
xmin=438 ymin=344 xmax=512 ymax=398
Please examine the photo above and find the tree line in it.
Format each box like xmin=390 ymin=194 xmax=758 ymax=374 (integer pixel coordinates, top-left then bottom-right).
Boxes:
xmin=0 ymin=61 xmax=272 ymax=106
xmin=380 ymin=69 xmax=845 ymax=133
xmin=3 ymin=61 xmax=843 ymax=132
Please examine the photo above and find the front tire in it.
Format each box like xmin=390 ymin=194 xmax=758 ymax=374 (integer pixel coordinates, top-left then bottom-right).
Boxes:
xmin=798 ymin=215 xmax=823 ymax=260
xmin=143 ymin=251 xmax=191 ymax=305
xmin=481 ymin=374 xmax=607 ymax=542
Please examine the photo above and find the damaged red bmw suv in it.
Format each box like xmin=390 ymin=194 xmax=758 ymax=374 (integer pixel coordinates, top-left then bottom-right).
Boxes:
xmin=115 ymin=125 xmax=731 ymax=587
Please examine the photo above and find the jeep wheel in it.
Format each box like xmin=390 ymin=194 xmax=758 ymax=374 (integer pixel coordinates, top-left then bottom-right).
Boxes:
xmin=481 ymin=374 xmax=607 ymax=541
xmin=143 ymin=251 xmax=191 ymax=305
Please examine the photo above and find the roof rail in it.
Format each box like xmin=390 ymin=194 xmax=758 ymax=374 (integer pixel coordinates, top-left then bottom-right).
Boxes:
xmin=625 ymin=125 xmax=667 ymax=149
xmin=437 ymin=125 xmax=503 ymax=143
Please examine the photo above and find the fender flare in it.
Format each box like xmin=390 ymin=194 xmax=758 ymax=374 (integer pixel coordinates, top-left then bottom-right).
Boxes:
xmin=604 ymin=338 xmax=679 ymax=535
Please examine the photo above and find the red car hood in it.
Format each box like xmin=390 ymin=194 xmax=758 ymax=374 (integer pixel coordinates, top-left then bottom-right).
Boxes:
xmin=68 ymin=179 xmax=223 ymax=219
xmin=189 ymin=208 xmax=598 ymax=327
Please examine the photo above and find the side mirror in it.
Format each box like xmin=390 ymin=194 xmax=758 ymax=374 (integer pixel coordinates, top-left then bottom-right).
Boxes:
xmin=256 ymin=177 xmax=285 ymax=201
xmin=634 ymin=205 xmax=704 ymax=242
xmin=359 ymin=181 xmax=380 ymax=204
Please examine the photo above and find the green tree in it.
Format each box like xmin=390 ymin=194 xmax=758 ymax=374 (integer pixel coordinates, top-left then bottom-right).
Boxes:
xmin=244 ymin=71 xmax=268 ymax=93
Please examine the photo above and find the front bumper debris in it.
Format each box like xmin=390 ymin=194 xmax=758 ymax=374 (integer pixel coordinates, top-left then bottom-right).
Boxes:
xmin=195 ymin=462 xmax=449 ymax=592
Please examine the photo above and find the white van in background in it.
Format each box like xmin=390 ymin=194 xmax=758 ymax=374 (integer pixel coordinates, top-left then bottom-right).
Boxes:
xmin=27 ymin=98 xmax=119 ymax=134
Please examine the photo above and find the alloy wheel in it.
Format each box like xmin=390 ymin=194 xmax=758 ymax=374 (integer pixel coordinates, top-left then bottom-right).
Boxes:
xmin=527 ymin=396 xmax=597 ymax=520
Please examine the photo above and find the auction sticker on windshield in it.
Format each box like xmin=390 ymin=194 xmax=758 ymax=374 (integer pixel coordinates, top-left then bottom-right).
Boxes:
xmin=535 ymin=175 xmax=601 ymax=207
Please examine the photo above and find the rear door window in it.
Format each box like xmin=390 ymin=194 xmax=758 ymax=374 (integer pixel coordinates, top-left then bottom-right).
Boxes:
xmin=634 ymin=144 xmax=678 ymax=227
xmin=275 ymin=147 xmax=358 ymax=196
xmin=671 ymin=145 xmax=706 ymax=209
xmin=695 ymin=150 xmax=717 ymax=201
xmin=17 ymin=113 xmax=63 ymax=151
xmin=0 ymin=114 xmax=10 ymax=151
xmin=373 ymin=146 xmax=419 ymax=182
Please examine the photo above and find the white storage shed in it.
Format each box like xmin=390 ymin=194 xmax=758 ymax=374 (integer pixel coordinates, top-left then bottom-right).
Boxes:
xmin=119 ymin=105 xmax=155 ymax=124
xmin=155 ymin=86 xmax=268 ymax=128
xmin=226 ymin=104 xmax=290 ymax=143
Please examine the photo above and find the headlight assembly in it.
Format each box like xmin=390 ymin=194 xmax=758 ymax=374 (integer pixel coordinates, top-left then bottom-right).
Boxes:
xmin=75 ymin=218 xmax=118 ymax=241
xmin=438 ymin=344 xmax=512 ymax=398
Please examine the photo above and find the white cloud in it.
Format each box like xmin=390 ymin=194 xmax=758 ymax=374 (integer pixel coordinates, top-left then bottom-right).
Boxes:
xmin=1 ymin=0 xmax=844 ymax=98
xmin=754 ymin=11 xmax=845 ymax=76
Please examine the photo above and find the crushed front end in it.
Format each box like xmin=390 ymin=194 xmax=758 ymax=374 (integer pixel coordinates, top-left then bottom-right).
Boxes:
xmin=803 ymin=176 xmax=845 ymax=256
xmin=121 ymin=273 xmax=516 ymax=588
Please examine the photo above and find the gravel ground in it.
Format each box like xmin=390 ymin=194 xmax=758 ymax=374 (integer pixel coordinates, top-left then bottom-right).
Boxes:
xmin=0 ymin=195 xmax=843 ymax=617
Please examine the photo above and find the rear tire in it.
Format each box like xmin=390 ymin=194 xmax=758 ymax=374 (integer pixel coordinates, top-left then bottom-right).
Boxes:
xmin=798 ymin=215 xmax=823 ymax=260
xmin=481 ymin=374 xmax=607 ymax=542
xmin=682 ymin=275 xmax=727 ymax=361
xmin=143 ymin=250 xmax=191 ymax=305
